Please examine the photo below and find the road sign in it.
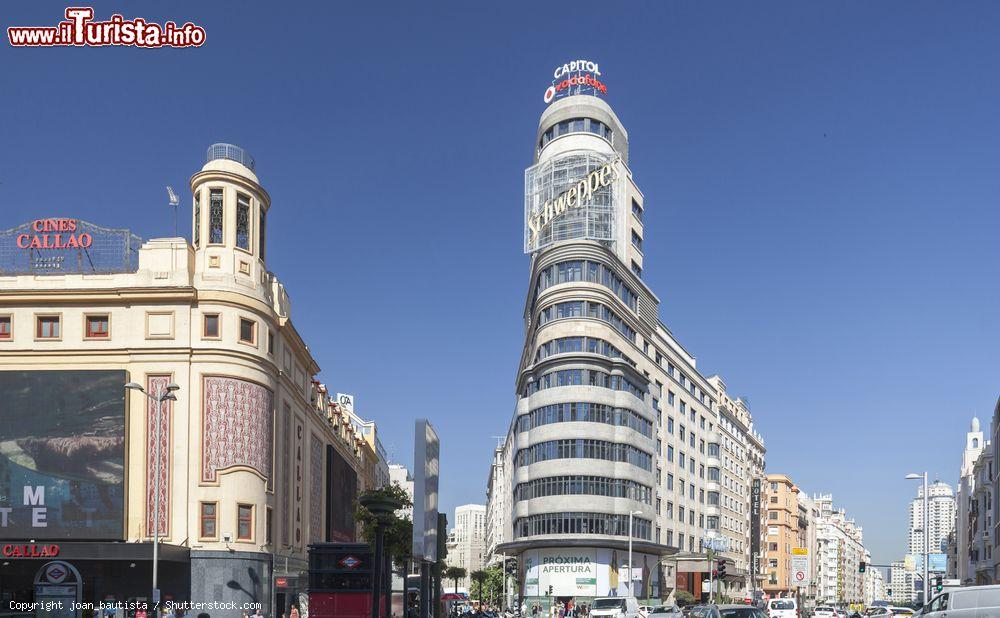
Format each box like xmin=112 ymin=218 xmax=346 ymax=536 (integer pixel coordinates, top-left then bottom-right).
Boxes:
xmin=791 ymin=547 xmax=809 ymax=556
xmin=791 ymin=554 xmax=811 ymax=586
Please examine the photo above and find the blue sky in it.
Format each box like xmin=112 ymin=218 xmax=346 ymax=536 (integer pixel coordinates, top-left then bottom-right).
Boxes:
xmin=3 ymin=1 xmax=999 ymax=565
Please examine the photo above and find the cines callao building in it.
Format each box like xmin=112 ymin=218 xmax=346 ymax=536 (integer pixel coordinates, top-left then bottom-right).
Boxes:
xmin=489 ymin=61 xmax=767 ymax=608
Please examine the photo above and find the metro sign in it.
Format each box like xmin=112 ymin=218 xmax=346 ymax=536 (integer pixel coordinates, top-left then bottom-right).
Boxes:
xmin=338 ymin=555 xmax=361 ymax=569
xmin=45 ymin=563 xmax=68 ymax=583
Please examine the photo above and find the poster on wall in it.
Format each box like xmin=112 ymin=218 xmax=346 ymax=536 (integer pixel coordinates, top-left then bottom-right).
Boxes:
xmin=326 ymin=445 xmax=358 ymax=542
xmin=0 ymin=370 xmax=126 ymax=539
xmin=522 ymin=548 xmax=659 ymax=598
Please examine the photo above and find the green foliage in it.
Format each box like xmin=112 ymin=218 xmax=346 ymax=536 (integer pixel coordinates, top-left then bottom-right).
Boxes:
xmin=470 ymin=569 xmax=489 ymax=602
xmin=483 ymin=565 xmax=505 ymax=603
xmin=675 ymin=590 xmax=696 ymax=607
xmin=444 ymin=566 xmax=467 ymax=593
xmin=353 ymin=484 xmax=414 ymax=567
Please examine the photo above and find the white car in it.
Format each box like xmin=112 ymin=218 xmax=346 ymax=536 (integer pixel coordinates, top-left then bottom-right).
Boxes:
xmin=886 ymin=608 xmax=915 ymax=617
xmin=766 ymin=598 xmax=797 ymax=618
xmin=814 ymin=607 xmax=837 ymax=618
xmin=646 ymin=604 xmax=683 ymax=618
xmin=590 ymin=596 xmax=641 ymax=618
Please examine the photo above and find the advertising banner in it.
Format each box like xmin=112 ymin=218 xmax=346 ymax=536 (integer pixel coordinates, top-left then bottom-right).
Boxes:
xmin=326 ymin=444 xmax=358 ymax=542
xmin=522 ymin=548 xmax=659 ymax=598
xmin=412 ymin=419 xmax=440 ymax=562
xmin=0 ymin=370 xmax=126 ymax=539
xmin=750 ymin=478 xmax=761 ymax=576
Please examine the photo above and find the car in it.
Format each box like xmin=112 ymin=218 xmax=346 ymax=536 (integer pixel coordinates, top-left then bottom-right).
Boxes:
xmin=814 ymin=607 xmax=837 ymax=618
xmin=919 ymin=584 xmax=1000 ymax=616
xmin=686 ymin=606 xmax=721 ymax=618
xmin=590 ymin=596 xmax=642 ymax=618
xmin=886 ymin=609 xmax=915 ymax=617
xmin=716 ymin=604 xmax=768 ymax=618
xmin=766 ymin=598 xmax=797 ymax=618
xmin=647 ymin=604 xmax=684 ymax=618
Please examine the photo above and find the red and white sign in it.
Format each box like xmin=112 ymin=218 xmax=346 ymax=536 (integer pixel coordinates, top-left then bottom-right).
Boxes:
xmin=45 ymin=562 xmax=68 ymax=583
xmin=338 ymin=555 xmax=361 ymax=569
xmin=1 ymin=544 xmax=60 ymax=558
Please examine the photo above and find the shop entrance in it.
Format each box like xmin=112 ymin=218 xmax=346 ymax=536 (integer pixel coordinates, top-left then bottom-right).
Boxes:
xmin=33 ymin=561 xmax=82 ymax=618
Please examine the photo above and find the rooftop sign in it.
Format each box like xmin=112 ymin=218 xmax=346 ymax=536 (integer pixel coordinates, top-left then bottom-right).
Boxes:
xmin=0 ymin=219 xmax=141 ymax=275
xmin=543 ymin=59 xmax=608 ymax=104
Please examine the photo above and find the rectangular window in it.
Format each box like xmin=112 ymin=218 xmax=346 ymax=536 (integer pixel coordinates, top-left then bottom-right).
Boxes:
xmin=36 ymin=315 xmax=60 ymax=339
xmin=239 ymin=318 xmax=256 ymax=344
xmin=259 ymin=210 xmax=267 ymax=260
xmin=267 ymin=329 xmax=275 ymax=355
xmin=0 ymin=316 xmax=10 ymax=339
xmin=200 ymin=502 xmax=217 ymax=538
xmin=209 ymin=189 xmax=224 ymax=244
xmin=266 ymin=507 xmax=273 ymax=545
xmin=632 ymin=199 xmax=643 ymax=221
xmin=631 ymin=261 xmax=642 ymax=278
xmin=236 ymin=193 xmax=251 ymax=250
xmin=194 ymin=192 xmax=201 ymax=247
xmin=237 ymin=503 xmax=253 ymax=540
xmin=85 ymin=314 xmax=110 ymax=338
xmin=203 ymin=314 xmax=220 ymax=339
xmin=631 ymin=230 xmax=642 ymax=251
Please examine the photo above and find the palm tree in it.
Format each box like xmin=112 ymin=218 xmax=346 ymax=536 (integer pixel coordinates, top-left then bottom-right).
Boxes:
xmin=444 ymin=566 xmax=467 ymax=594
xmin=470 ymin=569 xmax=489 ymax=604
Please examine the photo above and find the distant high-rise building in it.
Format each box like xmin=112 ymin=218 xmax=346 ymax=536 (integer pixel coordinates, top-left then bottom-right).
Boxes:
xmin=447 ymin=504 xmax=487 ymax=592
xmin=908 ymin=480 xmax=955 ymax=562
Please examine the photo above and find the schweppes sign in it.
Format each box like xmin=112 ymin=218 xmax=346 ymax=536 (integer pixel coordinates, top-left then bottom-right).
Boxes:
xmin=527 ymin=154 xmax=621 ymax=244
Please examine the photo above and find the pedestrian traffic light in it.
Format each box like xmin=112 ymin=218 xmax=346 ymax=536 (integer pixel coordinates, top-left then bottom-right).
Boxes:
xmin=505 ymin=557 xmax=518 ymax=575
xmin=547 ymin=585 xmax=553 ymax=596
xmin=717 ymin=559 xmax=727 ymax=579
xmin=859 ymin=561 xmax=866 ymax=573
xmin=935 ymin=575 xmax=943 ymax=592
xmin=887 ymin=589 xmax=892 ymax=597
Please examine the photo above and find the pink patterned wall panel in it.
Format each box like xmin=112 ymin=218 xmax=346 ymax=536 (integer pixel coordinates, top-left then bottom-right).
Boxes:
xmin=202 ymin=376 xmax=273 ymax=483
xmin=146 ymin=375 xmax=171 ymax=537
xmin=310 ymin=434 xmax=323 ymax=544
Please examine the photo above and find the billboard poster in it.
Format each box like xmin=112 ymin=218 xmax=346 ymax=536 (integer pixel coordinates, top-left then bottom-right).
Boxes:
xmin=0 ymin=370 xmax=126 ymax=539
xmin=326 ymin=444 xmax=358 ymax=543
xmin=521 ymin=548 xmax=659 ymax=598
xmin=412 ymin=419 xmax=440 ymax=562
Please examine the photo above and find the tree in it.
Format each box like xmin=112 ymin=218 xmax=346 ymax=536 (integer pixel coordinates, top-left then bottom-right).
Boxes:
xmin=444 ymin=566 xmax=467 ymax=593
xmin=675 ymin=590 xmax=696 ymax=607
xmin=470 ymin=570 xmax=489 ymax=603
xmin=353 ymin=484 xmax=414 ymax=568
xmin=483 ymin=565 xmax=505 ymax=605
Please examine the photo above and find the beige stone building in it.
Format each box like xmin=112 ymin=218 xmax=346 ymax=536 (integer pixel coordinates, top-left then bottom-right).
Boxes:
xmin=762 ymin=474 xmax=800 ymax=599
xmin=0 ymin=144 xmax=380 ymax=615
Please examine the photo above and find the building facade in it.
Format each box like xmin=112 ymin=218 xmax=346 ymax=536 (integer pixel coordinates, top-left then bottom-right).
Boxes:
xmin=956 ymin=417 xmax=986 ymax=585
xmin=908 ymin=480 xmax=956 ymax=573
xmin=863 ymin=560 xmax=885 ymax=607
xmin=813 ymin=495 xmax=866 ymax=606
xmin=489 ymin=65 xmax=765 ymax=609
xmin=969 ymin=447 xmax=993 ymax=584
xmin=0 ymin=145 xmax=368 ymax=615
xmin=762 ymin=475 xmax=799 ymax=600
xmin=446 ymin=504 xmax=487 ymax=592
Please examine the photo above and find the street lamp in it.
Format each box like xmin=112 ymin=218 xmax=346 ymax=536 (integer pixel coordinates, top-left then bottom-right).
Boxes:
xmin=359 ymin=493 xmax=403 ymax=618
xmin=905 ymin=472 xmax=929 ymax=606
xmin=125 ymin=381 xmax=179 ymax=604
xmin=627 ymin=510 xmax=642 ymax=598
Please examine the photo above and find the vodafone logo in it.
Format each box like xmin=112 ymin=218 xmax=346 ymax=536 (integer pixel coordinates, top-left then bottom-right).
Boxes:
xmin=542 ymin=59 xmax=608 ymax=104
xmin=543 ymin=86 xmax=556 ymax=104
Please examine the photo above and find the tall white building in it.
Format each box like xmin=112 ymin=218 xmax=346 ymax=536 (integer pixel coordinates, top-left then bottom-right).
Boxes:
xmin=956 ymin=417 xmax=986 ymax=584
xmin=813 ymin=495 xmax=866 ymax=606
xmin=889 ymin=560 xmax=917 ymax=605
xmin=908 ymin=480 xmax=956 ymax=565
xmin=447 ymin=504 xmax=487 ymax=591
xmin=389 ymin=463 xmax=415 ymax=519
xmin=863 ymin=560 xmax=885 ymax=606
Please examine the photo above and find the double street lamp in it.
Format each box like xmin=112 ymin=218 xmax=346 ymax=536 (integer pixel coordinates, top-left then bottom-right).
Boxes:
xmin=905 ymin=472 xmax=929 ymax=605
xmin=358 ymin=493 xmax=403 ymax=618
xmin=126 ymin=381 xmax=179 ymax=604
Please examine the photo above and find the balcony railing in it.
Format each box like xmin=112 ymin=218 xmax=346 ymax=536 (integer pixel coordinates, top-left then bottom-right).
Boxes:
xmin=206 ymin=143 xmax=255 ymax=171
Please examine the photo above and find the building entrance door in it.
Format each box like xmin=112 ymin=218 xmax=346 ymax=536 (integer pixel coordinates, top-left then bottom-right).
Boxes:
xmin=33 ymin=561 xmax=82 ymax=618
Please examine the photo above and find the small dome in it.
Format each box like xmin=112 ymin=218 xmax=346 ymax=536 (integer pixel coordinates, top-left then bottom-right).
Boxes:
xmin=972 ymin=417 xmax=981 ymax=432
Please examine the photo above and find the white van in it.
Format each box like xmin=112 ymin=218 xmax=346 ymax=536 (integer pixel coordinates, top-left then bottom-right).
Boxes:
xmin=921 ymin=584 xmax=1000 ymax=617
xmin=590 ymin=596 xmax=641 ymax=618
xmin=766 ymin=598 xmax=797 ymax=618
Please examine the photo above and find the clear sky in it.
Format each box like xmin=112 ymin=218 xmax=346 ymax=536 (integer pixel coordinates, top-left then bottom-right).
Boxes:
xmin=3 ymin=1 xmax=999 ymax=565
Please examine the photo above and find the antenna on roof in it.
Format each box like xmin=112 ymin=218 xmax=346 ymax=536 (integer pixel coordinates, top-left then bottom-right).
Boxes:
xmin=491 ymin=436 xmax=505 ymax=449
xmin=166 ymin=186 xmax=180 ymax=237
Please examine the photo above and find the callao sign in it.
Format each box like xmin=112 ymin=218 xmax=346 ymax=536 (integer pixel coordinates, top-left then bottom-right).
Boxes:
xmin=16 ymin=219 xmax=92 ymax=250
xmin=2 ymin=543 xmax=60 ymax=558
xmin=544 ymin=59 xmax=608 ymax=104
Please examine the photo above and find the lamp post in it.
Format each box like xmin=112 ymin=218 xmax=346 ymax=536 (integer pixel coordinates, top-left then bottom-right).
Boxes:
xmin=360 ymin=493 xmax=403 ymax=618
xmin=125 ymin=381 xmax=179 ymax=604
xmin=905 ymin=472 xmax=929 ymax=606
xmin=627 ymin=510 xmax=642 ymax=598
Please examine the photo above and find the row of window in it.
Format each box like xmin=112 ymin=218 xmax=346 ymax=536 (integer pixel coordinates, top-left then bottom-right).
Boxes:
xmin=538 ymin=117 xmax=613 ymax=150
xmin=523 ymin=368 xmax=646 ymax=400
xmin=194 ymin=188 xmax=266 ymax=257
xmin=514 ymin=512 xmax=651 ymax=540
xmin=0 ymin=314 xmax=108 ymax=340
xmin=535 ymin=260 xmax=638 ymax=311
xmin=538 ymin=300 xmax=636 ymax=342
xmin=199 ymin=501 xmax=271 ymax=543
xmin=516 ymin=438 xmax=652 ymax=471
xmin=516 ymin=402 xmax=652 ymax=438
xmin=515 ymin=475 xmax=652 ymax=504
xmin=535 ymin=336 xmax=631 ymax=366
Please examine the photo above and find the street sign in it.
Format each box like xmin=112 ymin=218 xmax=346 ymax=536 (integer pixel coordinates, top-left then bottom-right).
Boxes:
xmin=791 ymin=547 xmax=809 ymax=556
xmin=791 ymin=554 xmax=811 ymax=586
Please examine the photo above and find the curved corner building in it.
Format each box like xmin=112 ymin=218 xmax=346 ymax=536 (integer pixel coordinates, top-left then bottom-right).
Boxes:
xmin=493 ymin=70 xmax=765 ymax=608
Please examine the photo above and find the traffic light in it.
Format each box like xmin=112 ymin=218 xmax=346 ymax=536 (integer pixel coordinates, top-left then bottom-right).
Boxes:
xmin=887 ymin=589 xmax=892 ymax=597
xmin=547 ymin=585 xmax=553 ymax=596
xmin=717 ymin=559 xmax=727 ymax=579
xmin=935 ymin=575 xmax=943 ymax=593
xmin=505 ymin=558 xmax=518 ymax=575
xmin=859 ymin=561 xmax=866 ymax=573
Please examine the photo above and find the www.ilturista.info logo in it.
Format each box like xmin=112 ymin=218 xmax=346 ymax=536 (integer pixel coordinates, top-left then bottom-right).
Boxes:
xmin=543 ymin=60 xmax=608 ymax=104
xmin=7 ymin=7 xmax=205 ymax=48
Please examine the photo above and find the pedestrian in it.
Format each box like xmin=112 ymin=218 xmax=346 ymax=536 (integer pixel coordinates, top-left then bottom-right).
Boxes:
xmin=289 ymin=604 xmax=299 ymax=618
xmin=253 ymin=609 xmax=264 ymax=618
